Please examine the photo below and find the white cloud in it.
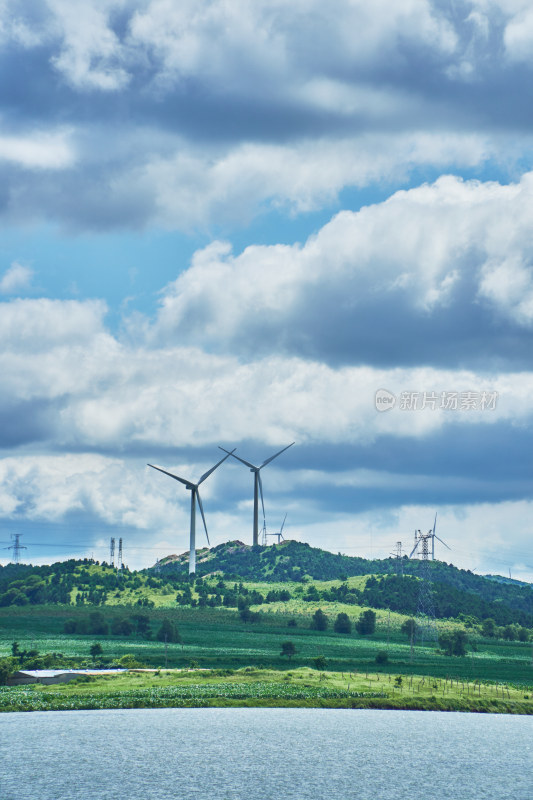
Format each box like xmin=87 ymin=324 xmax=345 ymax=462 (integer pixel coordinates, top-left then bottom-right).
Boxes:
xmin=0 ymin=298 xmax=107 ymax=351
xmin=0 ymin=128 xmax=75 ymax=169
xmin=128 ymin=0 xmax=457 ymax=90
xmin=47 ymin=0 xmax=132 ymax=91
xmin=151 ymin=172 xmax=533 ymax=353
xmin=0 ymin=294 xmax=531 ymax=451
xmin=0 ymin=262 xmax=33 ymax=294
xmin=131 ymin=132 xmax=491 ymax=229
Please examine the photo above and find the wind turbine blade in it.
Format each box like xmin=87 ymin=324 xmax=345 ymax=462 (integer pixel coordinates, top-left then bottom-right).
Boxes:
xmin=433 ymin=512 xmax=437 ymax=536
xmin=258 ymin=471 xmax=265 ymax=522
xmin=147 ymin=464 xmax=192 ymax=488
xmin=218 ymin=447 xmax=256 ymax=470
xmin=409 ymin=541 xmax=420 ymax=558
xmin=259 ymin=442 xmax=295 ymax=469
xmin=196 ymin=490 xmax=210 ymax=546
xmin=198 ymin=449 xmax=235 ymax=485
xmin=280 ymin=513 xmax=287 ymax=534
xmin=435 ymin=535 xmax=451 ymax=550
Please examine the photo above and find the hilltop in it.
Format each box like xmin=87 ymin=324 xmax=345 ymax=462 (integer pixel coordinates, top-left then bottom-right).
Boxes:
xmin=153 ymin=540 xmax=533 ymax=623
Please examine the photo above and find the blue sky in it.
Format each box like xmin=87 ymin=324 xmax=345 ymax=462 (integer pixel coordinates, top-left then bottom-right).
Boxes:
xmin=0 ymin=0 xmax=532 ymax=579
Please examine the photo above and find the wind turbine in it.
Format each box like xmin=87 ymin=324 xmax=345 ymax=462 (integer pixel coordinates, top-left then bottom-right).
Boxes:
xmin=219 ymin=443 xmax=294 ymax=546
xmin=148 ymin=450 xmax=234 ymax=574
xmin=409 ymin=513 xmax=451 ymax=561
xmin=270 ymin=513 xmax=287 ymax=545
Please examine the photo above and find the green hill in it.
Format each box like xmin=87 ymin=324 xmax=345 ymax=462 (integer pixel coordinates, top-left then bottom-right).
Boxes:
xmin=155 ymin=540 xmax=533 ymax=622
xmin=0 ymin=541 xmax=531 ymax=628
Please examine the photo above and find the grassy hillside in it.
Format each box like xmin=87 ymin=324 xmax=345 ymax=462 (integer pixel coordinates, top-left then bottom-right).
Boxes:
xmin=156 ymin=540 xmax=533 ymax=618
xmin=3 ymin=541 xmax=530 ymax=627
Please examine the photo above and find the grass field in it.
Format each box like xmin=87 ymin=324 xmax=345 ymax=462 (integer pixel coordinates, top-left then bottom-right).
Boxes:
xmin=1 ymin=604 xmax=532 ymax=686
xmin=0 ymin=666 xmax=531 ymax=714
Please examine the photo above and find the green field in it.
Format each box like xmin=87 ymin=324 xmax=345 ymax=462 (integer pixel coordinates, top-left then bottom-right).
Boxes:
xmin=0 ymin=666 xmax=531 ymax=714
xmin=1 ymin=603 xmax=532 ymax=686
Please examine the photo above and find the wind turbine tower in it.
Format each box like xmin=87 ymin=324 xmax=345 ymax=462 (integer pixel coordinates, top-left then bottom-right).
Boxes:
xmin=148 ymin=450 xmax=234 ymax=574
xmin=220 ymin=443 xmax=294 ymax=546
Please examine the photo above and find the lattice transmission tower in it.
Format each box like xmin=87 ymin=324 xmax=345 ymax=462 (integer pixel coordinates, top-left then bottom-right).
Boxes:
xmin=7 ymin=533 xmax=27 ymax=564
xmin=409 ymin=514 xmax=451 ymax=646
xmin=110 ymin=537 xmax=115 ymax=568
xmin=411 ymin=529 xmax=438 ymax=645
xmin=391 ymin=541 xmax=404 ymax=577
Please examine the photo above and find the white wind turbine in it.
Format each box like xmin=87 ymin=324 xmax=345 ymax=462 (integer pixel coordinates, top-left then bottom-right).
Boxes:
xmin=148 ymin=450 xmax=234 ymax=574
xmin=219 ymin=443 xmax=294 ymax=546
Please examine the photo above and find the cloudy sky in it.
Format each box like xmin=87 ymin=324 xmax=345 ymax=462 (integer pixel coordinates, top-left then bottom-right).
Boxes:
xmin=1 ymin=0 xmax=532 ymax=579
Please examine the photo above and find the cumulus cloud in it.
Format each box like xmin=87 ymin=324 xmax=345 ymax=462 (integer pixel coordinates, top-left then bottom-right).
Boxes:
xmin=0 ymin=262 xmax=33 ymax=294
xmin=0 ymin=1 xmax=532 ymax=231
xmin=151 ymin=172 xmax=533 ymax=365
xmin=0 ymin=293 xmax=531 ymax=455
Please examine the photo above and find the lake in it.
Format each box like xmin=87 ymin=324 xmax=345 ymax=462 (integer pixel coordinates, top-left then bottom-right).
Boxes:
xmin=0 ymin=708 xmax=531 ymax=799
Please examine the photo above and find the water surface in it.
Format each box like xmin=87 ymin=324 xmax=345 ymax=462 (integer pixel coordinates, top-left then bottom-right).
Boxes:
xmin=0 ymin=708 xmax=531 ymax=800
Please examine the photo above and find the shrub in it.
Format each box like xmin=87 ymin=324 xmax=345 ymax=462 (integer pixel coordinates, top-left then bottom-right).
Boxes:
xmin=375 ymin=650 xmax=389 ymax=664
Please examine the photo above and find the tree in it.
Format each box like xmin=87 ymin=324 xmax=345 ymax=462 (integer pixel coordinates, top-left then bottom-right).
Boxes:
xmin=334 ymin=612 xmax=352 ymax=634
xmin=89 ymin=611 xmax=108 ymax=636
xmin=518 ymin=627 xmax=530 ymax=642
xmin=481 ymin=618 xmax=496 ymax=638
xmin=312 ymin=655 xmax=327 ymax=670
xmin=111 ymin=618 xmax=133 ymax=637
xmin=401 ymin=618 xmax=416 ymax=640
xmin=239 ymin=607 xmax=261 ymax=623
xmin=130 ymin=613 xmax=151 ymax=638
xmin=280 ymin=641 xmax=297 ymax=660
xmin=63 ymin=619 xmax=77 ymax=634
xmin=310 ymin=609 xmax=328 ymax=631
xmin=375 ymin=650 xmax=388 ymax=664
xmin=438 ymin=629 xmax=468 ymax=656
xmin=355 ymin=610 xmax=376 ymax=635
xmin=89 ymin=642 xmax=103 ymax=662
xmin=0 ymin=656 xmax=17 ymax=685
xmin=156 ymin=619 xmax=181 ymax=643
xmin=502 ymin=625 xmax=516 ymax=641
